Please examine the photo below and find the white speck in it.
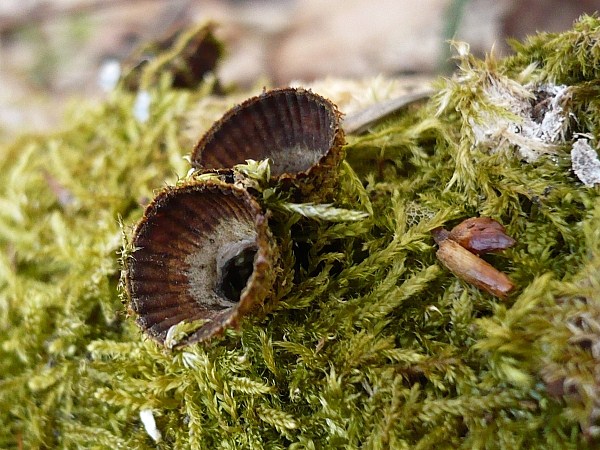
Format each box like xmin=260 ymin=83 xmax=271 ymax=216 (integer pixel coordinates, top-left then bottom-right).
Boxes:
xmin=361 ymin=379 xmax=374 ymax=397
xmin=134 ymin=90 xmax=151 ymax=123
xmin=182 ymin=351 xmax=200 ymax=369
xmin=98 ymin=59 xmax=121 ymax=92
xmin=454 ymin=41 xmax=470 ymax=57
xmin=164 ymin=324 xmax=181 ymax=349
xmin=140 ymin=408 xmax=162 ymax=443
xmin=571 ymin=139 xmax=600 ymax=187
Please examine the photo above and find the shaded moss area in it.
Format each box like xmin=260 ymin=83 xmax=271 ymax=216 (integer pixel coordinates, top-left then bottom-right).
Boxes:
xmin=2 ymin=15 xmax=600 ymax=449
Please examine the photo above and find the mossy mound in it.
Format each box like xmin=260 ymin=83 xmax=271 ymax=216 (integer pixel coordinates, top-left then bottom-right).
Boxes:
xmin=2 ymin=15 xmax=600 ymax=449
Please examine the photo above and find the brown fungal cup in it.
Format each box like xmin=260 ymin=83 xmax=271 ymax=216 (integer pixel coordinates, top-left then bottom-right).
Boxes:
xmin=121 ymin=23 xmax=223 ymax=91
xmin=124 ymin=180 xmax=276 ymax=346
xmin=191 ymin=87 xmax=345 ymax=198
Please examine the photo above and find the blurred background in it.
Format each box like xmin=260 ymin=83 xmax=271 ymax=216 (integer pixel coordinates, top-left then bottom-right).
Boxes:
xmin=0 ymin=0 xmax=599 ymax=136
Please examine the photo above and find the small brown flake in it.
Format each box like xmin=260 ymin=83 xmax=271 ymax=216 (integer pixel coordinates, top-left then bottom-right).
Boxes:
xmin=448 ymin=217 xmax=516 ymax=255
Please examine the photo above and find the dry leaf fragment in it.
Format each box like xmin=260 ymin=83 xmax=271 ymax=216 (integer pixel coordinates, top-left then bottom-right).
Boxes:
xmin=449 ymin=217 xmax=516 ymax=255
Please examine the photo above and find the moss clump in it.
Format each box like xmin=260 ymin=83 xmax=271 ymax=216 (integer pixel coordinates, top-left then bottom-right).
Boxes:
xmin=2 ymin=15 xmax=600 ymax=449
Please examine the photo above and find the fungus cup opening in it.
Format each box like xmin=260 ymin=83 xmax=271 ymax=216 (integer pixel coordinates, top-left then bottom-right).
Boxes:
xmin=217 ymin=242 xmax=259 ymax=303
xmin=124 ymin=180 xmax=275 ymax=346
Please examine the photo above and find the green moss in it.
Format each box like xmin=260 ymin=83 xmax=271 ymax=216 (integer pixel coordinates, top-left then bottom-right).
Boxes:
xmin=2 ymin=15 xmax=600 ymax=449
xmin=504 ymin=13 xmax=600 ymax=84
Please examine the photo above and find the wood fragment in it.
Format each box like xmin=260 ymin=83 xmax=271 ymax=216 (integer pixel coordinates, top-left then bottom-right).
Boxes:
xmin=436 ymin=238 xmax=515 ymax=299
